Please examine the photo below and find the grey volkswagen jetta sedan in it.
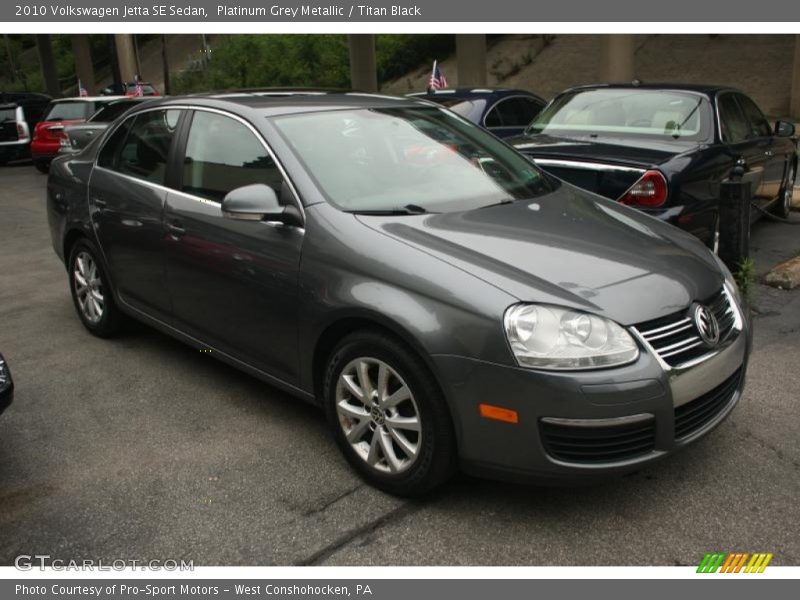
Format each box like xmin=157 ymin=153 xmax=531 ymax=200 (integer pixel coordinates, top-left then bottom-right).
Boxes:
xmin=46 ymin=93 xmax=751 ymax=495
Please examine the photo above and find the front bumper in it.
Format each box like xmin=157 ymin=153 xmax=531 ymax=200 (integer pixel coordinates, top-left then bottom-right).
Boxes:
xmin=432 ymin=300 xmax=752 ymax=483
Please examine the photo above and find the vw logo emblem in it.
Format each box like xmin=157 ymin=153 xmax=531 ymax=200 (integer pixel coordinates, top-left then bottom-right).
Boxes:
xmin=693 ymin=304 xmax=720 ymax=346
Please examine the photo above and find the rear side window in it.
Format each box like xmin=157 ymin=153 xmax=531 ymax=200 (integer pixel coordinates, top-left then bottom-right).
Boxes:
xmin=736 ymin=94 xmax=771 ymax=138
xmin=181 ymin=111 xmax=286 ymax=203
xmin=44 ymin=101 xmax=94 ymax=121
xmin=717 ymin=95 xmax=749 ymax=144
xmin=98 ymin=109 xmax=180 ymax=186
xmin=90 ymin=102 xmax=137 ymax=123
xmin=486 ymin=97 xmax=544 ymax=128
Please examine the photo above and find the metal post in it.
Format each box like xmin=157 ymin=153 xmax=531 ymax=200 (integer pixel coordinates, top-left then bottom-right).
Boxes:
xmin=348 ymin=34 xmax=378 ymax=92
xmin=456 ymin=34 xmax=487 ymax=87
xmin=717 ymin=165 xmax=751 ymax=271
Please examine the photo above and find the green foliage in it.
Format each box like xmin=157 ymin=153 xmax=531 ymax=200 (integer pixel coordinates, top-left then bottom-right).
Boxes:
xmin=735 ymin=257 xmax=756 ymax=303
xmin=171 ymin=35 xmax=351 ymax=93
xmin=375 ymin=35 xmax=454 ymax=83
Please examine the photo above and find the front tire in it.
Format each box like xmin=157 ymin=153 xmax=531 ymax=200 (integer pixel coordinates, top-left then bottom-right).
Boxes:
xmin=323 ymin=330 xmax=457 ymax=496
xmin=68 ymin=238 xmax=123 ymax=337
xmin=773 ymin=162 xmax=796 ymax=218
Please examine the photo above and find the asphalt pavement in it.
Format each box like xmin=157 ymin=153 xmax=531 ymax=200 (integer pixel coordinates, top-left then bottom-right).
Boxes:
xmin=0 ymin=164 xmax=798 ymax=566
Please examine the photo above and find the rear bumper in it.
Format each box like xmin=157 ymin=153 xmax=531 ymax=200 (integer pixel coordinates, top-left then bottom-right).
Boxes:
xmin=432 ymin=300 xmax=752 ymax=484
xmin=0 ymin=140 xmax=30 ymax=162
xmin=31 ymin=140 xmax=61 ymax=163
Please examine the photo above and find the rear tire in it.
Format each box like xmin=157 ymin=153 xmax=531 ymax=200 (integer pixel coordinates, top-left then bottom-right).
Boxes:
xmin=68 ymin=238 xmax=124 ymax=338
xmin=773 ymin=162 xmax=796 ymax=218
xmin=323 ymin=330 xmax=457 ymax=496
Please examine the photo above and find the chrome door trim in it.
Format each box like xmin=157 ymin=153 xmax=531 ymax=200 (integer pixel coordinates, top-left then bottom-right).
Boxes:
xmin=532 ymin=158 xmax=646 ymax=174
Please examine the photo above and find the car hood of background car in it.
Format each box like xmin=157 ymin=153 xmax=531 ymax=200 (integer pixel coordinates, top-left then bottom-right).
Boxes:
xmin=356 ymin=184 xmax=722 ymax=326
xmin=507 ymin=133 xmax=705 ymax=168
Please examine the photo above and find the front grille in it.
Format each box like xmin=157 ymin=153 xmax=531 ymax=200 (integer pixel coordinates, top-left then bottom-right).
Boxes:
xmin=540 ymin=416 xmax=656 ymax=463
xmin=674 ymin=368 xmax=743 ymax=439
xmin=634 ymin=287 xmax=736 ymax=367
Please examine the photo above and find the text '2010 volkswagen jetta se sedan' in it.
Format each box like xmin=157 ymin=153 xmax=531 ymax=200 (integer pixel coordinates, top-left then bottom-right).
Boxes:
xmin=46 ymin=93 xmax=751 ymax=495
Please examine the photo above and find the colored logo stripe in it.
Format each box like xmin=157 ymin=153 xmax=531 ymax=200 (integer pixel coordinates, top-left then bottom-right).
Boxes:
xmin=697 ymin=552 xmax=772 ymax=573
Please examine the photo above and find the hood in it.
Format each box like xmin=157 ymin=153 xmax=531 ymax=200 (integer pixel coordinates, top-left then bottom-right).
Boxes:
xmin=357 ymin=185 xmax=722 ymax=326
xmin=507 ymin=133 xmax=703 ymax=168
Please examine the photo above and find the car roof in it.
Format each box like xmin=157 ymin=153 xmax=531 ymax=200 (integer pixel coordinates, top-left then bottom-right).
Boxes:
xmin=561 ymin=82 xmax=740 ymax=97
xmin=51 ymin=96 xmax=127 ymax=103
xmin=409 ymin=87 xmax=543 ymax=100
xmin=133 ymin=92 xmax=431 ymax=117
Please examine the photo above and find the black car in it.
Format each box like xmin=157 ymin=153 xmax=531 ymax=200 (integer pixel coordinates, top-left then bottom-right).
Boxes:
xmin=409 ymin=88 xmax=546 ymax=138
xmin=47 ymin=93 xmax=749 ymax=495
xmin=0 ymin=353 xmax=13 ymax=415
xmin=61 ymin=97 xmax=155 ymax=154
xmin=0 ymin=92 xmax=51 ymax=165
xmin=508 ymin=84 xmax=798 ymax=246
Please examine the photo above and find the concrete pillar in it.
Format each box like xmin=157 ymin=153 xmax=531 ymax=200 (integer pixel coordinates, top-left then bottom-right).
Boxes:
xmin=600 ymin=35 xmax=635 ymax=82
xmin=71 ymin=35 xmax=95 ymax=95
xmin=36 ymin=34 xmax=60 ymax=98
xmin=114 ymin=34 xmax=138 ymax=83
xmin=790 ymin=35 xmax=800 ymax=120
xmin=348 ymin=34 xmax=378 ymax=92
xmin=456 ymin=34 xmax=487 ymax=87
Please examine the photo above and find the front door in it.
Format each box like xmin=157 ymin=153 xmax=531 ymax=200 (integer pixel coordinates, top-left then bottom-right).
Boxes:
xmin=163 ymin=109 xmax=304 ymax=384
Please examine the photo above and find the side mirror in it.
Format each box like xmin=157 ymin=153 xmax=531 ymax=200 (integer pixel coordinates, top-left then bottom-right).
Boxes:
xmin=775 ymin=120 xmax=795 ymax=138
xmin=221 ymin=183 xmax=302 ymax=226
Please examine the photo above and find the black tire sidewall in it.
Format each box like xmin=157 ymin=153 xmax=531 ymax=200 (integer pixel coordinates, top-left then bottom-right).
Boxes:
xmin=68 ymin=238 xmax=121 ymax=337
xmin=323 ymin=331 xmax=455 ymax=496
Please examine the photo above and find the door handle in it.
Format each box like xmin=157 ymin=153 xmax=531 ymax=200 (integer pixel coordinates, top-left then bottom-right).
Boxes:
xmin=92 ymin=197 xmax=107 ymax=208
xmin=166 ymin=222 xmax=186 ymax=238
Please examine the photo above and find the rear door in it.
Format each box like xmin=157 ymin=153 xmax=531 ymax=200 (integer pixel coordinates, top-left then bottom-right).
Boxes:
xmin=717 ymin=92 xmax=768 ymax=202
xmin=90 ymin=108 xmax=184 ymax=320
xmin=735 ymin=93 xmax=785 ymax=202
xmin=163 ymin=109 xmax=304 ymax=384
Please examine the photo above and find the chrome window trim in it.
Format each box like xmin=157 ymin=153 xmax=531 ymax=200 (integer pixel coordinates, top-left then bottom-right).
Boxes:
xmin=532 ymin=158 xmax=646 ymax=175
xmin=541 ymin=413 xmax=654 ymax=428
xmin=482 ymin=94 xmax=544 ymax=130
xmin=92 ymin=103 xmax=306 ymax=224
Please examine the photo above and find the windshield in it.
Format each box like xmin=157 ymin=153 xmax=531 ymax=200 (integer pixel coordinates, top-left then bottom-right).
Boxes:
xmin=272 ymin=106 xmax=552 ymax=213
xmin=45 ymin=101 xmax=95 ymax=121
xmin=528 ymin=89 xmax=712 ymax=140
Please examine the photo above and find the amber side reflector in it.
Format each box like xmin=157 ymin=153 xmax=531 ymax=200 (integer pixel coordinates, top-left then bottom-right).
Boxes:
xmin=479 ymin=404 xmax=519 ymax=424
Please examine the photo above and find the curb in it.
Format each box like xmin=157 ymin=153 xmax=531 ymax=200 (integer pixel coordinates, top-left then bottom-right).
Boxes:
xmin=765 ymin=255 xmax=800 ymax=290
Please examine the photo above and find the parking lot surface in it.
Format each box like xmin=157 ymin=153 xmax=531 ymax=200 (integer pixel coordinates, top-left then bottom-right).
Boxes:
xmin=1 ymin=164 xmax=799 ymax=566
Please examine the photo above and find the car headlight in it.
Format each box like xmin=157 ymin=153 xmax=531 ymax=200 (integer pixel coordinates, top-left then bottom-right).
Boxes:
xmin=504 ymin=304 xmax=639 ymax=370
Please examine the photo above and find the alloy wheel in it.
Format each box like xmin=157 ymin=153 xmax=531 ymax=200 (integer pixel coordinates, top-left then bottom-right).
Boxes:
xmin=73 ymin=251 xmax=104 ymax=324
xmin=335 ymin=357 xmax=422 ymax=474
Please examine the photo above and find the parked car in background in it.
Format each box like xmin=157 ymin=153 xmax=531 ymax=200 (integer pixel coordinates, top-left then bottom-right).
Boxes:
xmin=0 ymin=92 xmax=51 ymax=165
xmin=31 ymin=96 xmax=125 ymax=172
xmin=408 ymin=88 xmax=546 ymax=138
xmin=0 ymin=353 xmax=13 ymax=416
xmin=48 ymin=93 xmax=750 ymax=495
xmin=100 ymin=82 xmax=160 ymax=97
xmin=60 ymin=97 xmax=155 ymax=154
xmin=509 ymin=83 xmax=798 ymax=247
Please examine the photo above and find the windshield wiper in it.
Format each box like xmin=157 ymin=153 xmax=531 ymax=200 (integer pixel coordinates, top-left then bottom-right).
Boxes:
xmin=348 ymin=204 xmax=430 ymax=216
xmin=478 ymin=199 xmax=515 ymax=209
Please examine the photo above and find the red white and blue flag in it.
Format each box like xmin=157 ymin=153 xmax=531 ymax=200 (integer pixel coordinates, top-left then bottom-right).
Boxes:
xmin=428 ymin=60 xmax=447 ymax=90
xmin=134 ymin=80 xmax=144 ymax=97
xmin=78 ymin=79 xmax=88 ymax=97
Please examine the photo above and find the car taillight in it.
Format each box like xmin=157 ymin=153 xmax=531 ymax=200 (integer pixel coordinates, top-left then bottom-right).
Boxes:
xmin=17 ymin=122 xmax=27 ymax=138
xmin=619 ymin=170 xmax=668 ymax=208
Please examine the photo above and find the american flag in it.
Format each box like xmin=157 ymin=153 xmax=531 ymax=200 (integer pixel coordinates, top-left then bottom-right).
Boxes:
xmin=134 ymin=80 xmax=144 ymax=97
xmin=78 ymin=79 xmax=88 ymax=97
xmin=428 ymin=60 xmax=447 ymax=90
